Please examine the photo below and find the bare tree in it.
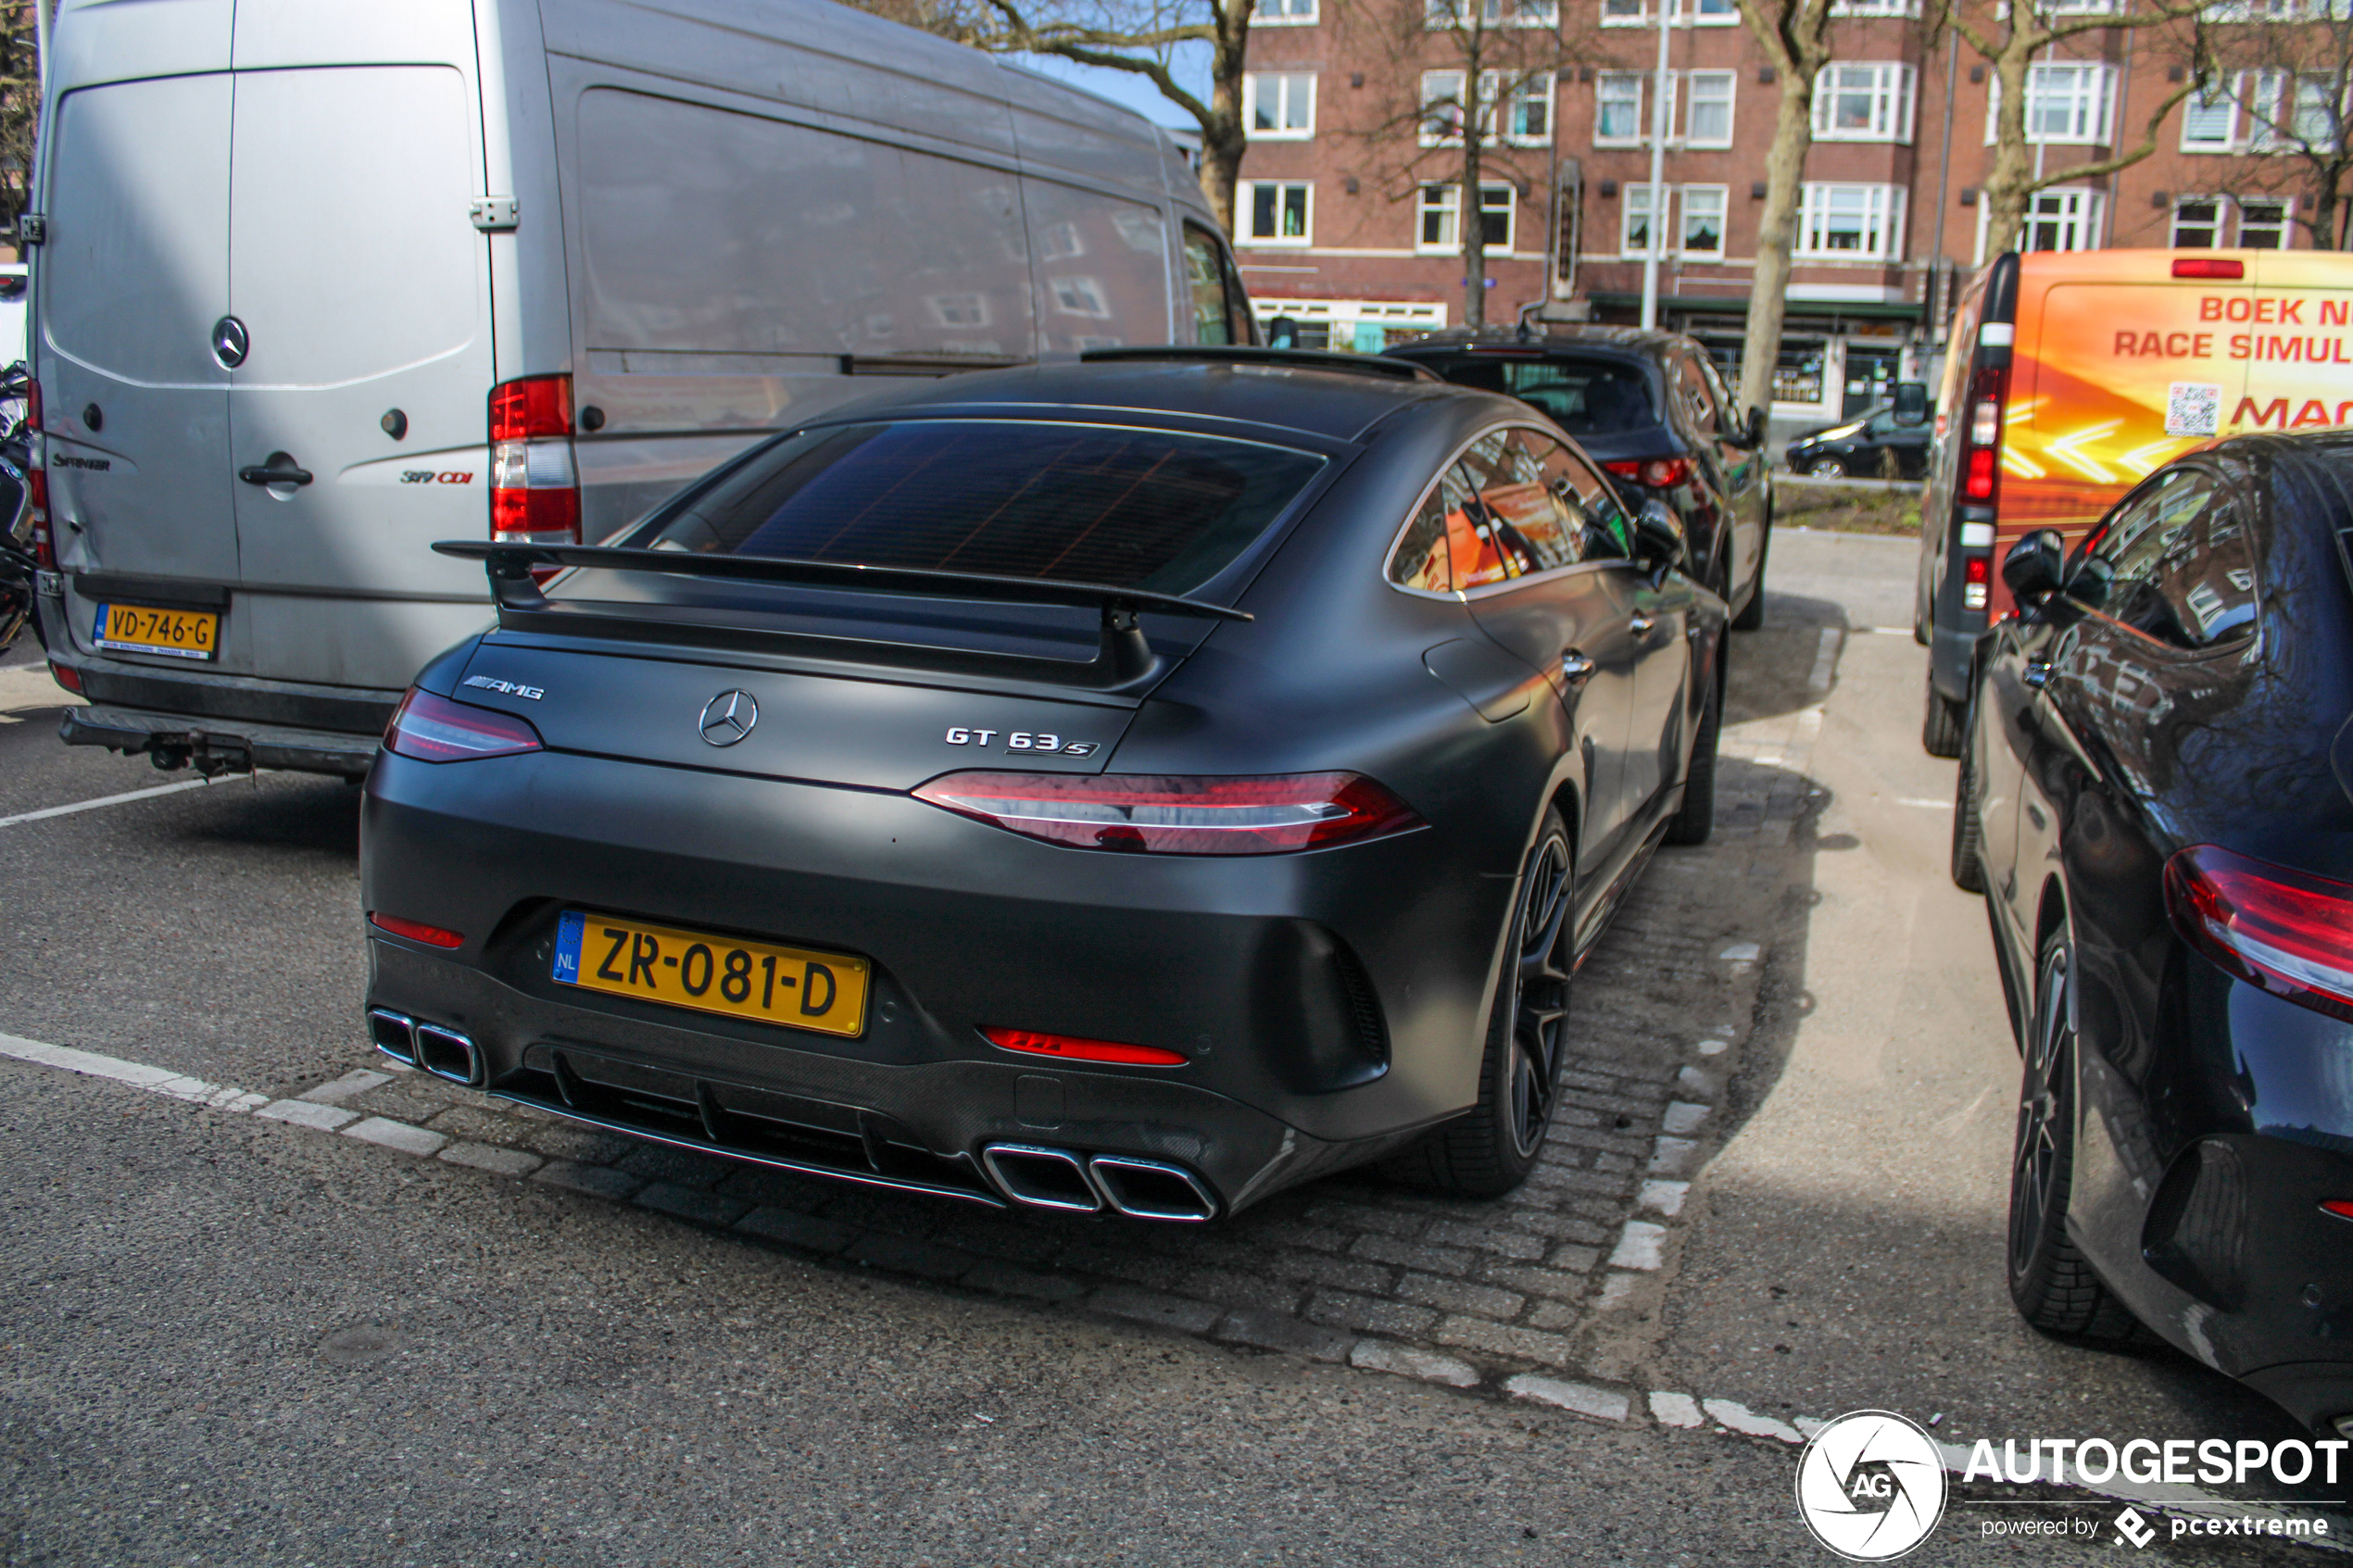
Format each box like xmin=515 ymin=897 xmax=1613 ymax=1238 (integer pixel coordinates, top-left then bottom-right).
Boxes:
xmin=855 ymin=0 xmax=1255 ymax=234
xmin=1939 ymin=0 xmax=2203 ymax=255
xmin=2182 ymin=5 xmax=2353 ymax=248
xmin=1730 ymin=0 xmax=1832 ymax=424
xmin=0 ymin=2 xmax=33 ymax=241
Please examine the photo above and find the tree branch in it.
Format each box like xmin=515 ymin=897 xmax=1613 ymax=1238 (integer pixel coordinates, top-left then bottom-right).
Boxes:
xmin=2026 ymin=77 xmax=2201 ymax=189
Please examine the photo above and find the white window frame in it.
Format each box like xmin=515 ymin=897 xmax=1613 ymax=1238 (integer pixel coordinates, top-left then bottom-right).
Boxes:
xmin=1244 ymin=72 xmax=1316 ymax=140
xmin=1421 ymin=70 xmax=1469 ymax=145
xmin=2182 ymin=78 xmax=2240 ymax=150
xmin=1478 ymin=182 xmax=1516 ymax=249
xmin=1622 ymin=182 xmax=1664 ymax=257
xmin=1504 ymin=73 xmax=1554 ymax=144
xmin=1794 ymin=182 xmax=1906 ymax=259
xmin=2238 ymin=195 xmax=2292 ymax=247
xmin=1828 ymin=0 xmax=1920 ymax=13
xmin=1418 ymin=183 xmax=1516 ymax=252
xmin=1987 ymin=61 xmax=2116 ymax=144
xmin=2171 ymin=194 xmax=2226 ymax=246
xmin=1252 ymin=0 xmax=1318 ymax=23
xmin=1595 ymin=71 xmax=1646 ymax=144
xmin=1813 ymin=62 xmax=1915 ymax=143
xmin=1679 ymin=184 xmax=1729 ymax=256
xmin=1427 ymin=0 xmax=1555 ymax=25
xmin=1241 ymin=181 xmax=1314 ymax=246
xmin=1601 ymin=0 xmax=1736 ymax=21
xmin=2292 ymin=73 xmax=2343 ymax=150
xmin=2017 ymin=186 xmax=2103 ymax=252
xmin=1683 ymin=69 xmax=1735 ymax=145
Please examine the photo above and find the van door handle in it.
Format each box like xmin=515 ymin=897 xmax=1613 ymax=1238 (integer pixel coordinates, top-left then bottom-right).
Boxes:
xmin=1628 ymin=612 xmax=1655 ymax=637
xmin=1561 ymin=650 xmax=1597 ymax=683
xmin=238 ymin=453 xmax=313 ymax=487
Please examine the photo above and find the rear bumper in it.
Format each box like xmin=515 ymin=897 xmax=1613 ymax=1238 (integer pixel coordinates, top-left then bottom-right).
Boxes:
xmin=359 ymin=747 xmax=1513 ymax=1215
xmin=62 ymin=702 xmax=379 ymax=776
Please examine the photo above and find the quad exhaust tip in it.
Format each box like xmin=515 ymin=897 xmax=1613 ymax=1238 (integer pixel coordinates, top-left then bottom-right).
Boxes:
xmin=980 ymin=1142 xmax=1217 ymax=1222
xmin=369 ymin=1007 xmax=483 ymax=1087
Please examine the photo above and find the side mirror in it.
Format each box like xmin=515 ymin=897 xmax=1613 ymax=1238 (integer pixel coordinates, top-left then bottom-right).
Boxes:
xmin=2001 ymin=528 xmax=2067 ymax=607
xmin=1893 ymin=382 xmax=1930 ymax=427
xmin=1633 ymin=499 xmax=1684 ymax=571
xmin=1743 ymin=407 xmax=1768 ymax=447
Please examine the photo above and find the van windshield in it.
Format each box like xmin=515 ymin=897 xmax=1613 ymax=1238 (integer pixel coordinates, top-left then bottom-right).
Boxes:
xmin=628 ymin=420 xmax=1326 ymax=598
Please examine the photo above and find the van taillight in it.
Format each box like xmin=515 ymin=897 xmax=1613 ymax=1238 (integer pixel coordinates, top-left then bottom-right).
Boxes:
xmin=488 ymin=374 xmax=578 ymax=550
xmin=2166 ymin=845 xmax=2353 ymax=1023
xmin=1963 ymin=552 xmax=1990 ymax=609
xmin=1959 ymin=368 xmax=2008 ymax=507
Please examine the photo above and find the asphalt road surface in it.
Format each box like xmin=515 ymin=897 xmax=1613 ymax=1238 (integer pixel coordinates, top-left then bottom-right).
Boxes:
xmin=0 ymin=532 xmax=2340 ymax=1566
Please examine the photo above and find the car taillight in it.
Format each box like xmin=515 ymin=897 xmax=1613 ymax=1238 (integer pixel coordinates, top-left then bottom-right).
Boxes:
xmin=912 ymin=771 xmax=1424 ymax=854
xmin=1964 ymin=552 xmax=1990 ymax=610
xmin=1602 ymin=457 xmax=1692 ymax=489
xmin=367 ymin=912 xmax=465 ymax=949
xmin=2165 ymin=845 xmax=2353 ymax=1023
xmin=982 ymin=1027 xmax=1188 ymax=1066
xmin=383 ymin=687 xmax=545 ymax=763
xmin=489 ymin=373 xmax=578 ymax=550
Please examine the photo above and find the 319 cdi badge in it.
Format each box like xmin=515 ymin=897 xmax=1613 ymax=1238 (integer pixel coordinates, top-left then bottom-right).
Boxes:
xmin=360 ymin=350 xmax=1727 ymax=1221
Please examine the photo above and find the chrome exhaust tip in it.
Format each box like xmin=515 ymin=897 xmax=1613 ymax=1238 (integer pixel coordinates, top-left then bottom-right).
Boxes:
xmin=1087 ymin=1155 xmax=1217 ymax=1223
xmin=411 ymin=1022 xmax=482 ymax=1087
xmin=981 ymin=1144 xmax=1103 ymax=1212
xmin=367 ymin=1008 xmax=418 ymax=1066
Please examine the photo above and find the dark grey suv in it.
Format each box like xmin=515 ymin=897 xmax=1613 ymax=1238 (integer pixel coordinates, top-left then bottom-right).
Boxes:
xmin=1387 ymin=326 xmax=1773 ymax=630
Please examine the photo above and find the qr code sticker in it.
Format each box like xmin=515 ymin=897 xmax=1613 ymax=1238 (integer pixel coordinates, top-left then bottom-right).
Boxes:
xmin=2168 ymin=382 xmax=2222 ymax=436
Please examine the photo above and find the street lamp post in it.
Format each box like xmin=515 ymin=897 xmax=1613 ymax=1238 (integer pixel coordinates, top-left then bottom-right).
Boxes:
xmin=1638 ymin=0 xmax=1670 ymax=329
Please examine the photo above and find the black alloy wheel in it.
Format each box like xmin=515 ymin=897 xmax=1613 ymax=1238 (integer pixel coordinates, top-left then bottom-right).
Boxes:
xmin=2006 ymin=930 xmax=2140 ymax=1341
xmin=1390 ymin=809 xmax=1575 ymax=1197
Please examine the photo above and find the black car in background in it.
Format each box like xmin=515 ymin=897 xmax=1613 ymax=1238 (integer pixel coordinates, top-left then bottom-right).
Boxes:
xmin=1952 ymin=433 xmax=2353 ymax=1432
xmin=1782 ymin=401 xmax=1931 ymax=480
xmin=1387 ymin=327 xmax=1772 ymax=630
xmin=359 ymin=348 xmax=1728 ymax=1223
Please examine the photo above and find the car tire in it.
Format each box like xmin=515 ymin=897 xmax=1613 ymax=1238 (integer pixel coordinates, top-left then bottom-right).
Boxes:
xmin=1951 ymin=705 xmax=1986 ymax=893
xmin=1664 ymin=644 xmax=1722 ymax=847
xmin=1806 ymin=458 xmax=1845 ymax=479
xmin=2007 ymin=930 xmax=2143 ymax=1344
xmin=1730 ymin=514 xmax=1768 ymax=632
xmin=1922 ymin=671 xmax=1966 ymax=758
xmin=1387 ymin=809 xmax=1575 ymax=1199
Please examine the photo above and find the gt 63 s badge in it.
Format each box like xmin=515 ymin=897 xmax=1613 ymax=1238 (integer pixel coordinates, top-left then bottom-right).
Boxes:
xmin=1795 ymin=1411 xmax=1948 ymax=1561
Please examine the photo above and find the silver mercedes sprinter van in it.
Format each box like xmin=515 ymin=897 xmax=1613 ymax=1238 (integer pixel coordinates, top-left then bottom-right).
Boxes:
xmin=30 ymin=0 xmax=1255 ymax=776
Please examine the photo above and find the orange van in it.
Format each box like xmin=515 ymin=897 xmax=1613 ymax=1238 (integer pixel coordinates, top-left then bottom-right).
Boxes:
xmin=1916 ymin=248 xmax=2353 ymax=754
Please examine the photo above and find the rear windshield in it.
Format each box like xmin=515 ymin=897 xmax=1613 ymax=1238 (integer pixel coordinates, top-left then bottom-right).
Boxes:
xmin=632 ymin=420 xmax=1327 ymax=597
xmin=1411 ymin=355 xmax=1659 ymax=436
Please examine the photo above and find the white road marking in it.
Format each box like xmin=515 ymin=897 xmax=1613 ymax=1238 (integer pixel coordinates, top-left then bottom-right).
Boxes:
xmin=0 ymin=774 xmax=232 ymax=829
xmin=1806 ymin=626 xmax=1843 ymax=694
xmin=1895 ymin=797 xmax=1954 ymax=809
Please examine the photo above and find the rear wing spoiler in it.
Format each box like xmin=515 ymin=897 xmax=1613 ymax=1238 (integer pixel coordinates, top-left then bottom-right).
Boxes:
xmin=433 ymin=540 xmax=1252 ymax=693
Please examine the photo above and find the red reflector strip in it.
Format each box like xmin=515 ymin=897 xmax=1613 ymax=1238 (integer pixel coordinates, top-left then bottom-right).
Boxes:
xmin=2323 ymin=1200 xmax=2353 ymax=1222
xmin=2173 ymin=257 xmax=2245 ymax=280
xmin=983 ymin=1027 xmax=1188 ymax=1066
xmin=47 ymin=661 xmax=80 ymax=694
xmin=368 ymin=912 xmax=465 ymax=948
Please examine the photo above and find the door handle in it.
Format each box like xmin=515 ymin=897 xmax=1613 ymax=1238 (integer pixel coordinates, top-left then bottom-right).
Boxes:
xmin=1628 ymin=612 xmax=1655 ymax=637
xmin=238 ymin=452 xmax=313 ymax=487
xmin=1561 ymin=650 xmax=1597 ymax=683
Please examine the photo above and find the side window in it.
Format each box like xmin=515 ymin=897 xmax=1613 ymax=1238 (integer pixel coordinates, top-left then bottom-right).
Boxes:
xmin=1445 ymin=433 xmax=1520 ymax=589
xmin=1183 ymin=224 xmax=1235 ymax=345
xmin=1519 ymin=429 xmax=1632 ymax=563
xmin=1391 ymin=484 xmax=1453 ymax=592
xmin=1670 ymin=355 xmax=1719 ymax=439
xmin=2079 ymin=470 xmax=2252 ymax=649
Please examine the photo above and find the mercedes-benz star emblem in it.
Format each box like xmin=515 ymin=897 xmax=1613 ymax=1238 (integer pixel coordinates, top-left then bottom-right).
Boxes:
xmin=211 ymin=316 xmax=248 ymax=369
xmin=698 ymin=689 xmax=758 ymax=746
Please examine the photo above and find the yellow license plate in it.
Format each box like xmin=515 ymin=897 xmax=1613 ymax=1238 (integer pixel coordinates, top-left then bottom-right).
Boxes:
xmin=551 ymin=909 xmax=871 ymax=1038
xmin=93 ymin=602 xmax=220 ymax=660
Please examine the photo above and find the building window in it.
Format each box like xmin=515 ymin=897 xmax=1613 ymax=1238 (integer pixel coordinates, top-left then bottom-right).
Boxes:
xmin=1680 ymin=185 xmax=1727 ymax=255
xmin=1602 ymin=0 xmax=1643 ymax=18
xmin=1419 ymin=183 xmax=1514 ymax=251
xmin=1673 ymin=0 xmax=1739 ymax=20
xmin=2293 ymin=74 xmax=2341 ymax=148
xmin=1596 ymin=72 xmax=1645 ymax=143
xmin=1622 ymin=183 xmax=1660 ymax=257
xmin=1507 ymin=75 xmax=1553 ymax=142
xmin=1796 ymin=182 xmax=1905 ymax=258
xmin=2171 ymin=195 xmax=2224 ymax=246
xmin=2240 ymin=197 xmax=2291 ymax=247
xmin=1829 ymin=0 xmax=1919 ymax=13
xmin=1253 ymin=0 xmax=1317 ymax=22
xmin=1243 ymin=182 xmax=1313 ymax=245
xmin=1421 ymin=71 xmax=1467 ymax=144
xmin=2004 ymin=62 xmax=2114 ymax=144
xmin=2021 ymin=187 xmax=2102 ymax=251
xmin=1428 ymin=0 xmax=1554 ymax=25
xmin=1245 ymin=73 xmax=1315 ymax=139
xmin=1684 ymin=70 xmax=1735 ymax=144
xmin=2183 ymin=82 xmax=2238 ymax=149
xmin=1813 ymin=63 xmax=1915 ymax=142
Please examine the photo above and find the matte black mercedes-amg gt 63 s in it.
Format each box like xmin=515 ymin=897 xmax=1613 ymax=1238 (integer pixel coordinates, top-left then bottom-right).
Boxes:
xmin=1955 ymin=433 xmax=2353 ymax=1431
xmin=360 ymin=349 xmax=1727 ymax=1222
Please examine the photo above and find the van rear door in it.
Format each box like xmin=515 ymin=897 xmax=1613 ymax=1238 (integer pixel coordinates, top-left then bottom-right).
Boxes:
xmin=223 ymin=8 xmax=497 ymax=692
xmin=39 ymin=70 xmax=237 ymax=589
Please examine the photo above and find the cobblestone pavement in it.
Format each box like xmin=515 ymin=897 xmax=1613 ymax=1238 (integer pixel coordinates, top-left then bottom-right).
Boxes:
xmin=224 ymin=664 xmax=1834 ymax=1407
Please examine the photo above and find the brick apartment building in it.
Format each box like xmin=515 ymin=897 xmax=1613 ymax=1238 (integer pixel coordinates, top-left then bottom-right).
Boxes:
xmin=1235 ymin=0 xmax=2334 ymax=431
